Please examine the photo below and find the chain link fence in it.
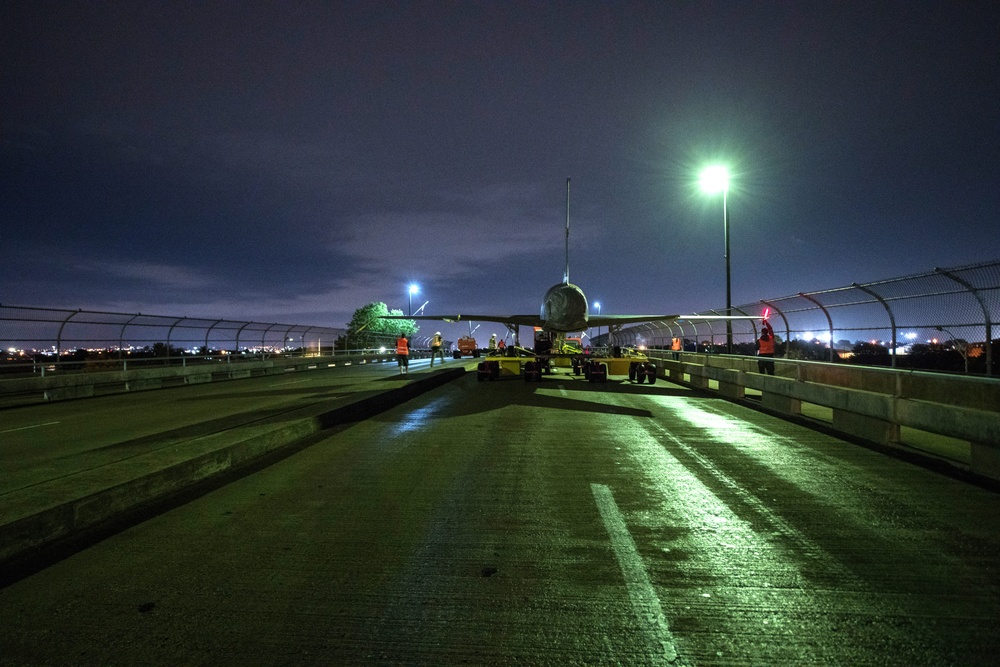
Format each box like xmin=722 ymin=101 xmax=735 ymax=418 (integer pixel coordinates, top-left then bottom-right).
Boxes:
xmin=0 ymin=305 xmax=347 ymax=358
xmin=614 ymin=260 xmax=999 ymax=376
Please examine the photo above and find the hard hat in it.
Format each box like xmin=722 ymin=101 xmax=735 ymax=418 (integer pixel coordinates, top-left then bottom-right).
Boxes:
xmin=435 ymin=331 xmax=440 ymax=335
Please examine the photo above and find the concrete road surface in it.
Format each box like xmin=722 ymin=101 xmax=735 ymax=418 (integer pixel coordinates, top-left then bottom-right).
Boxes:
xmin=2 ymin=371 xmax=999 ymax=665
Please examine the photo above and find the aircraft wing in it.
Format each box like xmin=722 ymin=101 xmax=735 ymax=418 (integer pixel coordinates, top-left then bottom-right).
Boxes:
xmin=383 ymin=313 xmax=760 ymax=330
xmin=588 ymin=313 xmax=760 ymax=328
xmin=381 ymin=314 xmax=545 ymax=327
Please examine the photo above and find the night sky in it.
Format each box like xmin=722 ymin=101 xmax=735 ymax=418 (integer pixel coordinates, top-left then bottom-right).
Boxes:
xmin=3 ymin=1 xmax=999 ymax=343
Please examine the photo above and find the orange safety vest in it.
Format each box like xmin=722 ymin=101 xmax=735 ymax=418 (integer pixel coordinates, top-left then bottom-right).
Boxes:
xmin=758 ymin=333 xmax=775 ymax=355
xmin=396 ymin=337 xmax=409 ymax=355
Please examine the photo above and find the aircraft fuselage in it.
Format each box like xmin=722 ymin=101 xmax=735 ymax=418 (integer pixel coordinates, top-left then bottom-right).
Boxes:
xmin=540 ymin=282 xmax=589 ymax=333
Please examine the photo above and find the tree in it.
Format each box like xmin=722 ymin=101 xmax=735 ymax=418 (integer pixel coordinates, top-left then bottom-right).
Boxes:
xmin=850 ymin=341 xmax=891 ymax=367
xmin=346 ymin=302 xmax=418 ymax=348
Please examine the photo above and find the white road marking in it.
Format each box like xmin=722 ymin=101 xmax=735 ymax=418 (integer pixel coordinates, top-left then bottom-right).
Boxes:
xmin=1 ymin=421 xmax=60 ymax=434
xmin=591 ymin=483 xmax=679 ymax=664
xmin=268 ymin=378 xmax=312 ymax=387
xmin=558 ymin=384 xmax=568 ymax=396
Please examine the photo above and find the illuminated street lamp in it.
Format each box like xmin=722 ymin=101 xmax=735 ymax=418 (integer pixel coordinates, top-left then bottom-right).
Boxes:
xmin=407 ymin=284 xmax=419 ymax=316
xmin=593 ymin=301 xmax=601 ymax=345
xmin=700 ymin=165 xmax=732 ymax=354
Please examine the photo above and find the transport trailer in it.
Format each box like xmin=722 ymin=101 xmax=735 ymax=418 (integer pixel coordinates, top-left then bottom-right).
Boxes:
xmin=476 ymin=349 xmax=656 ymax=384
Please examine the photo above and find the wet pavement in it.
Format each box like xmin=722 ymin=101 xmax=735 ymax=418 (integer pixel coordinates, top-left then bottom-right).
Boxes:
xmin=2 ymin=370 xmax=999 ymax=665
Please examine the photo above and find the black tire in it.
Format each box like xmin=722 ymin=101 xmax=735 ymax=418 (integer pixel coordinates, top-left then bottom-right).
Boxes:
xmin=628 ymin=362 xmax=637 ymax=382
xmin=646 ymin=363 xmax=657 ymax=384
xmin=490 ymin=361 xmax=500 ymax=379
xmin=453 ymin=350 xmax=461 ymax=359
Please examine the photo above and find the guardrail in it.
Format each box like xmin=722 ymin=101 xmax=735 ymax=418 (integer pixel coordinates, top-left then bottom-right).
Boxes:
xmin=648 ymin=350 xmax=1000 ymax=483
xmin=0 ymin=350 xmax=425 ymax=408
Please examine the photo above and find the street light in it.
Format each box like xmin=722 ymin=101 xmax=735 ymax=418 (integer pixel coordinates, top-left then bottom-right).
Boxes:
xmin=700 ymin=165 xmax=732 ymax=354
xmin=407 ymin=284 xmax=419 ymax=316
xmin=593 ymin=301 xmax=601 ymax=347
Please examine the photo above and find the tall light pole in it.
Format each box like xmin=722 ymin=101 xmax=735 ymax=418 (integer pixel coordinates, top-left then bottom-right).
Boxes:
xmin=407 ymin=284 xmax=419 ymax=316
xmin=700 ymin=165 xmax=732 ymax=354
xmin=593 ymin=301 xmax=601 ymax=347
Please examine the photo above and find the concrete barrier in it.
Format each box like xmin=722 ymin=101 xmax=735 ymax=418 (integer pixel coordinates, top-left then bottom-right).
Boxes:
xmin=0 ymin=353 xmax=398 ymax=407
xmin=652 ymin=352 xmax=1000 ymax=482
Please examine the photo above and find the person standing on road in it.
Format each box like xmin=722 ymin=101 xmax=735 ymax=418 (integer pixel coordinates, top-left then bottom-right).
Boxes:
xmin=756 ymin=319 xmax=775 ymax=375
xmin=396 ymin=333 xmax=410 ymax=374
xmin=430 ymin=331 xmax=445 ymax=367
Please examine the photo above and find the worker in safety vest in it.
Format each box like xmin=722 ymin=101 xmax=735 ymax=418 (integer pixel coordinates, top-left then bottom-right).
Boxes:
xmin=497 ymin=338 xmax=507 ymax=356
xmin=395 ymin=333 xmax=409 ymax=374
xmin=430 ymin=332 xmax=444 ymax=367
xmin=488 ymin=334 xmax=497 ymax=352
xmin=756 ymin=320 xmax=775 ymax=375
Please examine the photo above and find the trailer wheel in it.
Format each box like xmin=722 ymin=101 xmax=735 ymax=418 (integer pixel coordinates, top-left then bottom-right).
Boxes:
xmin=523 ymin=361 xmax=541 ymax=382
xmin=477 ymin=362 xmax=490 ymax=381
xmin=646 ymin=363 xmax=657 ymax=384
xmin=590 ymin=362 xmax=608 ymax=383
xmin=489 ymin=361 xmax=500 ymax=380
xmin=628 ymin=362 xmax=638 ymax=382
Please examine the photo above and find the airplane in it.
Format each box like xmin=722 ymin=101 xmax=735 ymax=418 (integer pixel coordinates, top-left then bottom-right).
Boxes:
xmin=382 ymin=179 xmax=757 ymax=379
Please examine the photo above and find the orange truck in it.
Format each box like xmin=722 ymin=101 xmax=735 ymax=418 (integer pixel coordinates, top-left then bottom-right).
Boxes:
xmin=453 ymin=336 xmax=480 ymax=358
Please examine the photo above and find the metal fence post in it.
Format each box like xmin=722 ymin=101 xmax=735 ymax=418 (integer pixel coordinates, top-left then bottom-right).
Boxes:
xmin=935 ymin=267 xmax=993 ymax=376
xmin=852 ymin=283 xmax=898 ymax=368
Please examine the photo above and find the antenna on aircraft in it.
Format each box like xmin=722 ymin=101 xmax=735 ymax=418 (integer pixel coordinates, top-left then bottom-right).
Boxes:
xmin=564 ymin=177 xmax=571 ymax=284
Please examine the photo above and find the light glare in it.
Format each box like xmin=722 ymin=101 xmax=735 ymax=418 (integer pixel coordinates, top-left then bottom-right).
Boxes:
xmin=699 ymin=165 xmax=729 ymax=193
